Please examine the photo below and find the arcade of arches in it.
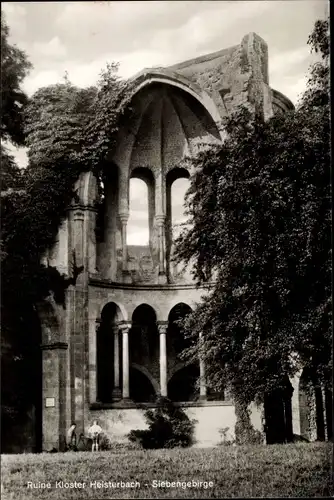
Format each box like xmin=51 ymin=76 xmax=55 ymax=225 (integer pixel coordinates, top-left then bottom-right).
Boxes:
xmin=96 ymin=302 xmax=211 ymax=404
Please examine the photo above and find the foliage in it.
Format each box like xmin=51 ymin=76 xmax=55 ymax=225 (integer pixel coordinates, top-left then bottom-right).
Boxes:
xmin=2 ymin=61 xmax=133 ymax=307
xmin=128 ymin=398 xmax=195 ymax=449
xmin=1 ymin=20 xmax=133 ymax=450
xmin=1 ymin=16 xmax=32 ymax=146
xmin=174 ymin=18 xmax=331 ymax=407
xmin=0 ymin=144 xmax=24 ymax=192
xmin=1 ymin=18 xmax=37 ymax=449
xmin=2 ymin=65 xmax=133 ymax=308
xmin=24 ymin=83 xmax=95 ymax=169
xmin=234 ymin=401 xmax=263 ymax=445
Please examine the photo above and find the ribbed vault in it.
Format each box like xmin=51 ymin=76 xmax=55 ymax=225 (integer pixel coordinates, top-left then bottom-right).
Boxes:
xmin=116 ymin=82 xmax=221 ymax=175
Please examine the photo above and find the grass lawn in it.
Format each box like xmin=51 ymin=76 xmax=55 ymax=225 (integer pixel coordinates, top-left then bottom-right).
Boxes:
xmin=1 ymin=442 xmax=332 ymax=499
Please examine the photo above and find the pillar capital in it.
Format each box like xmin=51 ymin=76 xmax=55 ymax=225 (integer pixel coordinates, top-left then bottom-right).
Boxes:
xmin=119 ymin=213 xmax=129 ymax=224
xmin=157 ymin=321 xmax=168 ymax=335
xmin=118 ymin=321 xmax=132 ymax=331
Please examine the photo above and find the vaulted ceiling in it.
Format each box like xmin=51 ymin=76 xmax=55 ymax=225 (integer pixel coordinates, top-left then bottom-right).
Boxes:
xmin=112 ymin=81 xmax=221 ymax=175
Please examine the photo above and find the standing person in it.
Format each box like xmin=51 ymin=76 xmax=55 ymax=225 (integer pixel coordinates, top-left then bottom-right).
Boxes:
xmin=88 ymin=420 xmax=103 ymax=451
xmin=67 ymin=422 xmax=77 ymax=450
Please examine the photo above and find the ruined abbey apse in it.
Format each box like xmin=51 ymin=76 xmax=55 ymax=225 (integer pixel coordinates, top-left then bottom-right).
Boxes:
xmin=38 ymin=33 xmax=328 ymax=451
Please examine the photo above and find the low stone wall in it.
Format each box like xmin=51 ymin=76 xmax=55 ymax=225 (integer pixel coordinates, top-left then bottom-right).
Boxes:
xmin=86 ymin=403 xmax=263 ymax=447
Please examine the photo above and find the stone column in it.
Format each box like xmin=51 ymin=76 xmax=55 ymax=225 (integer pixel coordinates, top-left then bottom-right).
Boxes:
xmin=156 ymin=215 xmax=167 ymax=283
xmin=119 ymin=213 xmax=129 ymax=271
xmin=155 ymin=167 xmax=167 ymax=283
xmin=118 ymin=166 xmax=131 ymax=282
xmin=120 ymin=322 xmax=131 ymax=400
xmin=112 ymin=325 xmax=121 ymax=400
xmin=158 ymin=322 xmax=168 ymax=397
xmin=199 ymin=332 xmax=207 ymax=400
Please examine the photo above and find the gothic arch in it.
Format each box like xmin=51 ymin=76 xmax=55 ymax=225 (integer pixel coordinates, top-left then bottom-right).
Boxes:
xmin=166 ymin=168 xmax=190 ymax=280
xmin=128 ymin=167 xmax=156 ymax=253
xmin=97 ymin=301 xmax=125 ymax=403
xmin=130 ymin=304 xmax=159 ymax=365
xmin=167 ymin=302 xmax=193 ymax=369
xmin=130 ymin=70 xmax=223 ymax=133
xmin=98 ymin=300 xmax=128 ymax=321
xmin=112 ymin=73 xmax=222 ymax=176
xmin=128 ymin=302 xmax=163 ymax=321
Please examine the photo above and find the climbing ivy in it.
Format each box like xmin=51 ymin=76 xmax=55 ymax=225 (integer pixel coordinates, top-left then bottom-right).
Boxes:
xmin=3 ymin=64 xmax=134 ymax=307
xmin=1 ymin=63 xmax=134 ymax=446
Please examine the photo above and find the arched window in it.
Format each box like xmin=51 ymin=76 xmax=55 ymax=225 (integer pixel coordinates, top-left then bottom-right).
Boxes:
xmin=167 ymin=303 xmax=199 ymax=402
xmin=97 ymin=302 xmax=122 ymax=403
xmin=166 ymin=168 xmax=190 ymax=281
xmin=127 ymin=168 xmax=155 ymax=282
xmin=127 ymin=178 xmax=149 ymax=246
xmin=167 ymin=303 xmax=192 ymax=358
xmin=171 ymin=177 xmax=189 ymax=240
xmin=129 ymin=304 xmax=158 ymax=402
xmin=131 ymin=304 xmax=158 ymax=363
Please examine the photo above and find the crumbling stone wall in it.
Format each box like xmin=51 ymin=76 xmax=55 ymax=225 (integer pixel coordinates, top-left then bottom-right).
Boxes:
xmin=169 ymin=33 xmax=274 ymax=120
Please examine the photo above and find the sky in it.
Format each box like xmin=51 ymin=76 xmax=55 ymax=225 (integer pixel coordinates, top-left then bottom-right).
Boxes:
xmin=2 ymin=0 xmax=329 ymax=245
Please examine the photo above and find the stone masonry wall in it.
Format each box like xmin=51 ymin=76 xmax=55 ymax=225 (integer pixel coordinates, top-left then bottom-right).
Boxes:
xmin=170 ymin=33 xmax=273 ymax=120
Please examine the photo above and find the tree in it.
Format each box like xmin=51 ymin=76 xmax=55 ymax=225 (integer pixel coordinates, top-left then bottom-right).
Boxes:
xmin=174 ymin=19 xmax=330 ymax=438
xmin=0 ymin=143 xmax=24 ymax=192
xmin=1 ymin=16 xmax=31 ymax=192
xmin=1 ymin=16 xmax=35 ymax=451
xmin=1 ymin=16 xmax=32 ymax=146
xmin=1 ymin=54 xmax=133 ymax=451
